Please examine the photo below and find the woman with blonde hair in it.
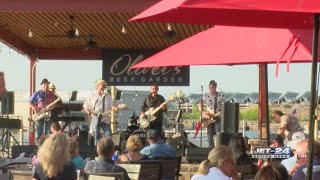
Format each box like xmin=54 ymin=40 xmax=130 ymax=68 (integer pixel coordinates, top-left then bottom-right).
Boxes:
xmin=192 ymin=145 xmax=239 ymax=180
xmin=33 ymin=133 xmax=77 ymax=180
xmin=120 ymin=135 xmax=149 ymax=161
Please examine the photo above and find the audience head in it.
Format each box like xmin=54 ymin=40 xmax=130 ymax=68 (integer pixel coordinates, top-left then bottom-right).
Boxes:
xmin=37 ymin=133 xmax=69 ymax=178
xmin=68 ymin=138 xmax=79 ymax=159
xmin=255 ymin=162 xmax=289 ymax=180
xmin=146 ymin=129 xmax=160 ymax=144
xmin=50 ymin=122 xmax=61 ymax=134
xmin=295 ymin=140 xmax=320 ymax=166
xmin=270 ymin=134 xmax=284 ymax=147
xmin=127 ymin=135 xmax=143 ymax=153
xmin=272 ymin=110 xmax=284 ymax=123
xmin=228 ymin=135 xmax=247 ymax=158
xmin=287 ymin=132 xmax=306 ymax=153
xmin=198 ymin=145 xmax=235 ymax=177
xmin=96 ymin=137 xmax=114 ymax=158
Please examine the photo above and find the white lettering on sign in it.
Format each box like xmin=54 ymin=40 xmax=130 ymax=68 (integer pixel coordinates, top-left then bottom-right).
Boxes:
xmin=110 ymin=54 xmax=182 ymax=76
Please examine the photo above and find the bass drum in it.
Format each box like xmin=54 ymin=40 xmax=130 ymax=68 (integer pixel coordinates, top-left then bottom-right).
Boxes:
xmin=131 ymin=130 xmax=148 ymax=147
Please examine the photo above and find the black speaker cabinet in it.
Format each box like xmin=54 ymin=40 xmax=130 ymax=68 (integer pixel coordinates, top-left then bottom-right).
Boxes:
xmin=79 ymin=146 xmax=98 ymax=159
xmin=167 ymin=138 xmax=187 ymax=156
xmin=221 ymin=102 xmax=239 ymax=133
xmin=216 ymin=132 xmax=241 ymax=146
xmin=77 ymin=130 xmax=89 ymax=146
xmin=185 ymin=142 xmax=211 ymax=163
xmin=1 ymin=91 xmax=14 ymax=114
xmin=11 ymin=145 xmax=38 ymax=158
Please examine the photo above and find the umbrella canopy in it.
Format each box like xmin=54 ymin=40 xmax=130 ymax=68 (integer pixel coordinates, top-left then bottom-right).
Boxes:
xmin=130 ymin=1 xmax=320 ymax=178
xmin=130 ymin=0 xmax=320 ymax=28
xmin=132 ymin=26 xmax=319 ymax=70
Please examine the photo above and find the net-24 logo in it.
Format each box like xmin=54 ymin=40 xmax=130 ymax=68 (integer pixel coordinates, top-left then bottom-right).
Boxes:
xmin=252 ymin=147 xmax=291 ymax=158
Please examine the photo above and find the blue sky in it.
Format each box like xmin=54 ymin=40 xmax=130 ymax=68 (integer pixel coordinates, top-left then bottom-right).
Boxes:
xmin=0 ymin=44 xmax=314 ymax=97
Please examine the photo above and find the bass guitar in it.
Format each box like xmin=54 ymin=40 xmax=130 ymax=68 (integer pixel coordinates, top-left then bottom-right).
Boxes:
xmin=140 ymin=96 xmax=175 ymax=129
xmin=201 ymin=110 xmax=221 ymax=128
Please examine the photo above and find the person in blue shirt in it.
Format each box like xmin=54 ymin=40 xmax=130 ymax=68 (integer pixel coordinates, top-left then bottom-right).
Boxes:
xmin=140 ymin=129 xmax=176 ymax=159
xmin=68 ymin=138 xmax=84 ymax=171
xmin=29 ymin=78 xmax=51 ymax=142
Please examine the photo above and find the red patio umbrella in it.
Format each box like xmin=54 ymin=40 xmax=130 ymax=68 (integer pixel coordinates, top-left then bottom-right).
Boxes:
xmin=132 ymin=26 xmax=318 ymax=74
xmin=130 ymin=1 xmax=320 ymax=178
xmin=130 ymin=0 xmax=320 ymax=29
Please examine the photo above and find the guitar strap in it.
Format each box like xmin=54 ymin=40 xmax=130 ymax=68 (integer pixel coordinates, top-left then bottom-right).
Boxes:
xmin=99 ymin=95 xmax=106 ymax=123
xmin=214 ymin=92 xmax=218 ymax=113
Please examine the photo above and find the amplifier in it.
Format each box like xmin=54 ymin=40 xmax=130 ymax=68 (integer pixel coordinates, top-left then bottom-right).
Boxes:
xmin=185 ymin=142 xmax=211 ymax=163
xmin=167 ymin=138 xmax=187 ymax=156
xmin=11 ymin=145 xmax=38 ymax=158
xmin=0 ymin=117 xmax=22 ymax=129
xmin=79 ymin=146 xmax=98 ymax=159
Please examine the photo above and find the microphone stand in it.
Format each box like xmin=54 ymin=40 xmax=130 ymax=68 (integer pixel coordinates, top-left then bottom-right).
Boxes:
xmin=200 ymin=86 xmax=203 ymax=148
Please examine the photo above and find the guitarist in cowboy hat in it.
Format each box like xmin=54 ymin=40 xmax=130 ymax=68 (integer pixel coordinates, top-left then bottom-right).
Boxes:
xmin=141 ymin=83 xmax=167 ymax=139
xmin=198 ymin=80 xmax=225 ymax=148
xmin=83 ymin=80 xmax=118 ymax=145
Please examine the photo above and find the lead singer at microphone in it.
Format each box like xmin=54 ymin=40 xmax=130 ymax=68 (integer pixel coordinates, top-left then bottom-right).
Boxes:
xmin=198 ymin=80 xmax=225 ymax=148
xmin=83 ymin=80 xmax=118 ymax=145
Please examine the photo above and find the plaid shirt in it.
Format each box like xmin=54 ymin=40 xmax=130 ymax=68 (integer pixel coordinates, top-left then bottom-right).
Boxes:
xmin=84 ymin=157 xmax=130 ymax=180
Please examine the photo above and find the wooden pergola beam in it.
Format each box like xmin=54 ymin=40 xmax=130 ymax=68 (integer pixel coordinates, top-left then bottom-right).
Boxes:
xmin=0 ymin=29 xmax=35 ymax=58
xmin=0 ymin=0 xmax=158 ymax=12
xmin=37 ymin=48 xmax=102 ymax=60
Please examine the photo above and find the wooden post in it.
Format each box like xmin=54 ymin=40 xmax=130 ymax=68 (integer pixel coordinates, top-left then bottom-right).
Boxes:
xmin=29 ymin=58 xmax=36 ymax=145
xmin=258 ymin=64 xmax=269 ymax=145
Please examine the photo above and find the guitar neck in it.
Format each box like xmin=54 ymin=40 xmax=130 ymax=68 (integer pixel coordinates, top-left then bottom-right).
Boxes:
xmin=150 ymin=100 xmax=170 ymax=116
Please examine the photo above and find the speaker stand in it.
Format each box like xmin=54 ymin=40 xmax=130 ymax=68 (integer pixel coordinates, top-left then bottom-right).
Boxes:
xmin=0 ymin=128 xmax=20 ymax=157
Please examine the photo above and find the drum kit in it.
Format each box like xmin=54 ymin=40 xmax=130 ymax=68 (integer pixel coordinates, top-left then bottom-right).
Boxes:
xmin=117 ymin=110 xmax=188 ymax=153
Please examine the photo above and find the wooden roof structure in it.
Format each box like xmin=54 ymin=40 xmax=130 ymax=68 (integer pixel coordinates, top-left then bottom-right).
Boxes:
xmin=0 ymin=0 xmax=211 ymax=60
xmin=0 ymin=0 xmax=212 ymax=145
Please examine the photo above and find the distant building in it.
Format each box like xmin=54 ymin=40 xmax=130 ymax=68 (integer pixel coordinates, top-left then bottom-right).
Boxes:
xmin=226 ymin=93 xmax=249 ymax=103
xmin=243 ymin=92 xmax=259 ymax=104
xmin=186 ymin=93 xmax=202 ymax=103
xmin=292 ymin=91 xmax=310 ymax=104
xmin=268 ymin=92 xmax=282 ymax=103
xmin=274 ymin=91 xmax=299 ymax=104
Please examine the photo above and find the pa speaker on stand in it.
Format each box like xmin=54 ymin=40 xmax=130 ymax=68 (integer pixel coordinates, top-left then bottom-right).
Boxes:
xmin=221 ymin=102 xmax=239 ymax=134
xmin=1 ymin=91 xmax=14 ymax=115
xmin=215 ymin=102 xmax=240 ymax=146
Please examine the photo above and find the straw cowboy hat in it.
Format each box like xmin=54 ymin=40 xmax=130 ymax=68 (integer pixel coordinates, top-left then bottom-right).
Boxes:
xmin=48 ymin=83 xmax=56 ymax=89
xmin=96 ymin=80 xmax=108 ymax=87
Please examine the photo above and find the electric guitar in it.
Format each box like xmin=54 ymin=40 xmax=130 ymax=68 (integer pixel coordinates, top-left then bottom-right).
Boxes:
xmin=92 ymin=104 xmax=127 ymax=122
xmin=140 ymin=96 xmax=175 ymax=129
xmin=201 ymin=110 xmax=221 ymax=128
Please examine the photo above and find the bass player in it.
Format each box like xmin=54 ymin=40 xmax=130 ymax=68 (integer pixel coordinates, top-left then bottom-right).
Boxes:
xmin=198 ymin=80 xmax=225 ymax=148
xmin=29 ymin=78 xmax=51 ymax=142
xmin=141 ymin=83 xmax=167 ymax=139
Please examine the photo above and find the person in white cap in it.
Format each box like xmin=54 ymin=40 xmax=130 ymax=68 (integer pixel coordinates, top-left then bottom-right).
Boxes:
xmin=281 ymin=132 xmax=306 ymax=176
xmin=83 ymin=80 xmax=118 ymax=145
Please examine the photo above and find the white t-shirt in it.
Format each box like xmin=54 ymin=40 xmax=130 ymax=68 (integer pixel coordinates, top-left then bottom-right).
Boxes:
xmin=83 ymin=93 xmax=113 ymax=123
xmin=202 ymin=92 xmax=225 ymax=113
xmin=191 ymin=167 xmax=232 ymax=180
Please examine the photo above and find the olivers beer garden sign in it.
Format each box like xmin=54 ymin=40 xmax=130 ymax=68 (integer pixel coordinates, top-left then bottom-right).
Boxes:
xmin=103 ymin=50 xmax=190 ymax=86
